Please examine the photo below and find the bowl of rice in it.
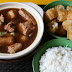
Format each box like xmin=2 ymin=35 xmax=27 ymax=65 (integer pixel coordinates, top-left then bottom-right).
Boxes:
xmin=32 ymin=39 xmax=72 ymax=72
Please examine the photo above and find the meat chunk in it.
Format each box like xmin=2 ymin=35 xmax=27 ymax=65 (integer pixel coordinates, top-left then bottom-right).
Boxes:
xmin=18 ymin=8 xmax=30 ymax=21
xmin=18 ymin=8 xmax=36 ymax=25
xmin=7 ymin=43 xmax=22 ymax=54
xmin=7 ymin=10 xmax=15 ymax=18
xmin=55 ymin=5 xmax=65 ymax=11
xmin=19 ymin=35 xmax=28 ymax=43
xmin=18 ymin=20 xmax=33 ymax=35
xmin=46 ymin=8 xmax=58 ymax=20
xmin=0 ymin=37 xmax=14 ymax=46
xmin=57 ymin=10 xmax=68 ymax=22
xmin=0 ymin=14 xmax=4 ymax=28
xmin=4 ymin=21 xmax=15 ymax=32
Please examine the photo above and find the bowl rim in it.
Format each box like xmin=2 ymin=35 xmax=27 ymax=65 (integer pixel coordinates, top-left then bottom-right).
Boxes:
xmin=43 ymin=0 xmax=72 ymax=39
xmin=0 ymin=2 xmax=44 ymax=59
xmin=43 ymin=1 xmax=72 ymax=11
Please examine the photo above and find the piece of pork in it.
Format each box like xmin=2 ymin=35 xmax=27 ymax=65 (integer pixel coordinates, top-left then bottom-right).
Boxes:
xmin=18 ymin=8 xmax=30 ymax=21
xmin=7 ymin=10 xmax=15 ymax=19
xmin=0 ymin=37 xmax=14 ymax=46
xmin=18 ymin=8 xmax=36 ymax=25
xmin=4 ymin=21 xmax=16 ymax=32
xmin=7 ymin=43 xmax=22 ymax=54
xmin=18 ymin=20 xmax=33 ymax=35
xmin=0 ymin=14 xmax=4 ymax=28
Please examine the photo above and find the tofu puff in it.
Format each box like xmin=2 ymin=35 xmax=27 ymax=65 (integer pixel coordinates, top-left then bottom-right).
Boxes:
xmin=48 ymin=21 xmax=66 ymax=36
xmin=55 ymin=24 xmax=66 ymax=36
xmin=67 ymin=26 xmax=72 ymax=41
xmin=66 ymin=6 xmax=72 ymax=11
xmin=44 ymin=10 xmax=58 ymax=24
xmin=52 ymin=19 xmax=59 ymax=22
xmin=55 ymin=5 xmax=65 ymax=11
xmin=47 ymin=21 xmax=58 ymax=33
xmin=44 ymin=5 xmax=65 ymax=22
xmin=44 ymin=12 xmax=58 ymax=24
xmin=62 ymin=20 xmax=72 ymax=31
xmin=45 ymin=5 xmax=72 ymax=38
xmin=67 ymin=11 xmax=72 ymax=20
xmin=57 ymin=10 xmax=68 ymax=22
xmin=46 ymin=8 xmax=58 ymax=20
xmin=43 ymin=12 xmax=50 ymax=23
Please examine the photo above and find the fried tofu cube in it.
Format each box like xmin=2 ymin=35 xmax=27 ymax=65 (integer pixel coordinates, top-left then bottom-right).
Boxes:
xmin=67 ymin=11 xmax=72 ymax=20
xmin=7 ymin=10 xmax=15 ymax=18
xmin=0 ymin=14 xmax=4 ymax=28
xmin=55 ymin=5 xmax=65 ymax=11
xmin=57 ymin=10 xmax=68 ymax=22
xmin=19 ymin=35 xmax=28 ymax=43
xmin=43 ymin=12 xmax=50 ymax=23
xmin=52 ymin=19 xmax=58 ymax=22
xmin=67 ymin=26 xmax=72 ymax=41
xmin=7 ymin=43 xmax=22 ymax=54
xmin=48 ymin=21 xmax=58 ymax=33
xmin=0 ymin=37 xmax=14 ymax=46
xmin=62 ymin=20 xmax=72 ymax=31
xmin=66 ymin=6 xmax=72 ymax=11
xmin=56 ymin=24 xmax=66 ymax=36
xmin=18 ymin=20 xmax=33 ymax=35
xmin=46 ymin=8 xmax=57 ymax=20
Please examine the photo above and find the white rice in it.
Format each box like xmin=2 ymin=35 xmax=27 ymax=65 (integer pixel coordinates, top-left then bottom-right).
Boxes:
xmin=39 ymin=46 xmax=72 ymax=72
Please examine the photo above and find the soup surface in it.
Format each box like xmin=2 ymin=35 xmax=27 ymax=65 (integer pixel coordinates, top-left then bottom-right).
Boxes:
xmin=0 ymin=8 xmax=38 ymax=53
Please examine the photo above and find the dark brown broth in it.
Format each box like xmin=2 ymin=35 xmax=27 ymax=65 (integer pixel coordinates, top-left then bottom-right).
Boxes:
xmin=0 ymin=8 xmax=38 ymax=53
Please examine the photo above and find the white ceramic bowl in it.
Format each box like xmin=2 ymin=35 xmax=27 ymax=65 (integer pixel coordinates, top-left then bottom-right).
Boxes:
xmin=0 ymin=2 xmax=44 ymax=59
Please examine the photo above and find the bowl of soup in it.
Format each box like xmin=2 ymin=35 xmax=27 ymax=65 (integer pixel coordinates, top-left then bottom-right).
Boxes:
xmin=0 ymin=2 xmax=44 ymax=59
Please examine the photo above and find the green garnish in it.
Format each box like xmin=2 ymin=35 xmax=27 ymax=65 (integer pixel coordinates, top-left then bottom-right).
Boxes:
xmin=0 ymin=32 xmax=7 ymax=37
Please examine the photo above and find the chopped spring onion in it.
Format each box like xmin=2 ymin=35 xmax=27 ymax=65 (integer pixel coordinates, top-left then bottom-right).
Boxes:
xmin=10 ymin=32 xmax=15 ymax=36
xmin=0 ymin=32 xmax=7 ymax=37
